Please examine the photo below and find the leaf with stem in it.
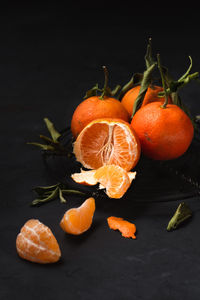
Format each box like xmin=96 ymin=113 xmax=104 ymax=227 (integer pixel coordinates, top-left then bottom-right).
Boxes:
xmin=44 ymin=118 xmax=61 ymax=142
xmin=167 ymin=202 xmax=192 ymax=231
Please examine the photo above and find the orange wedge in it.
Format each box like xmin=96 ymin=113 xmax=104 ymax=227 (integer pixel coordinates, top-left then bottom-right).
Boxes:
xmin=94 ymin=165 xmax=135 ymax=198
xmin=71 ymin=165 xmax=136 ymax=199
xmin=60 ymin=197 xmax=95 ymax=235
xmin=16 ymin=219 xmax=61 ymax=264
xmin=73 ymin=118 xmax=141 ymax=172
xmin=107 ymin=216 xmax=136 ymax=239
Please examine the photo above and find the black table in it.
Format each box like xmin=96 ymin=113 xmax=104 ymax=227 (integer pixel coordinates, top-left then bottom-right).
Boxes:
xmin=1 ymin=3 xmax=200 ymax=299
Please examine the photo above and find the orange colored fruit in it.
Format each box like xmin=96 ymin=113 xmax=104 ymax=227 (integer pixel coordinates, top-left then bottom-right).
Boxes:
xmin=71 ymin=96 xmax=129 ymax=138
xmin=94 ymin=165 xmax=136 ymax=198
xmin=60 ymin=197 xmax=95 ymax=235
xmin=73 ymin=118 xmax=141 ymax=172
xmin=71 ymin=166 xmax=137 ymax=199
xmin=16 ymin=219 xmax=61 ymax=264
xmin=131 ymin=102 xmax=194 ymax=160
xmin=107 ymin=216 xmax=136 ymax=239
xmin=121 ymin=85 xmax=172 ymax=117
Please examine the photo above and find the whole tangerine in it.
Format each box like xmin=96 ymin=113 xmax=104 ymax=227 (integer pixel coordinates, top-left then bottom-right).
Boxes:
xmin=131 ymin=102 xmax=194 ymax=160
xmin=71 ymin=96 xmax=129 ymax=138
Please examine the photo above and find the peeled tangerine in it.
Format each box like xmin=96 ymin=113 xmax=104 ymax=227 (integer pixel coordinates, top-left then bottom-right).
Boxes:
xmin=71 ymin=165 xmax=137 ymax=199
xmin=60 ymin=197 xmax=95 ymax=235
xmin=16 ymin=219 xmax=61 ymax=264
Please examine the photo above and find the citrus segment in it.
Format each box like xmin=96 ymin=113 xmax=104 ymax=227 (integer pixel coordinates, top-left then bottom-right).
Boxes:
xmin=71 ymin=169 xmax=97 ymax=185
xmin=107 ymin=216 xmax=136 ymax=239
xmin=60 ymin=197 xmax=95 ymax=235
xmin=16 ymin=219 xmax=61 ymax=264
xmin=73 ymin=118 xmax=141 ymax=172
xmin=94 ymin=165 xmax=136 ymax=199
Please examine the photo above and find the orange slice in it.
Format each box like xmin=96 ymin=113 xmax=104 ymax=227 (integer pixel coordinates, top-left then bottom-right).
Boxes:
xmin=107 ymin=216 xmax=136 ymax=239
xmin=60 ymin=197 xmax=95 ymax=235
xmin=16 ymin=219 xmax=61 ymax=264
xmin=73 ymin=118 xmax=141 ymax=172
xmin=71 ymin=169 xmax=97 ymax=185
xmin=94 ymin=165 xmax=136 ymax=198
xmin=71 ymin=165 xmax=136 ymax=199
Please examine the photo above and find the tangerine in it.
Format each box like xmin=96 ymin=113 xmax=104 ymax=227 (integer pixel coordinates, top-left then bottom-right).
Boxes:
xmin=71 ymin=96 xmax=129 ymax=138
xmin=131 ymin=102 xmax=194 ymax=160
xmin=73 ymin=118 xmax=141 ymax=172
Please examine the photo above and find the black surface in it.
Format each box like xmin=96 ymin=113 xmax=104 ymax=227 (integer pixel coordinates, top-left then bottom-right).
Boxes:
xmin=1 ymin=2 xmax=200 ymax=300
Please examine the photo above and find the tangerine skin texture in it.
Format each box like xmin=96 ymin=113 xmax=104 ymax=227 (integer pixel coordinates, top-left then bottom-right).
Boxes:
xmin=71 ymin=96 xmax=129 ymax=138
xmin=121 ymin=85 xmax=172 ymax=117
xmin=107 ymin=216 xmax=136 ymax=239
xmin=131 ymin=102 xmax=194 ymax=160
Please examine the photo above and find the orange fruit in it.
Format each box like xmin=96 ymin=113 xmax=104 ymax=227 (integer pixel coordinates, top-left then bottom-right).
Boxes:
xmin=73 ymin=118 xmax=141 ymax=172
xmin=71 ymin=96 xmax=129 ymax=138
xmin=16 ymin=219 xmax=61 ymax=264
xmin=60 ymin=197 xmax=95 ymax=235
xmin=131 ymin=102 xmax=194 ymax=160
xmin=71 ymin=166 xmax=137 ymax=199
xmin=94 ymin=165 xmax=136 ymax=198
xmin=121 ymin=85 xmax=172 ymax=117
xmin=107 ymin=216 xmax=136 ymax=239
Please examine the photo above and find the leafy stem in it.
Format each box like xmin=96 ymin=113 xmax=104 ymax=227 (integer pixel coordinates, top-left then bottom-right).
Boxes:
xmin=31 ymin=182 xmax=86 ymax=206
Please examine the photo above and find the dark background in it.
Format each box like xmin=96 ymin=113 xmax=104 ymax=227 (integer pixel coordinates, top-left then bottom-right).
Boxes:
xmin=1 ymin=2 xmax=200 ymax=299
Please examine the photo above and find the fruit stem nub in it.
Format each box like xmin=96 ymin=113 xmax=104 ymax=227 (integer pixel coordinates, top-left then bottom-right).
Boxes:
xmin=157 ymin=53 xmax=168 ymax=109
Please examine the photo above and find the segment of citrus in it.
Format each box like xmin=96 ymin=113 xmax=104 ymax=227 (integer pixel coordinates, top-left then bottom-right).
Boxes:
xmin=16 ymin=219 xmax=61 ymax=264
xmin=60 ymin=197 xmax=95 ymax=235
xmin=71 ymin=169 xmax=97 ymax=185
xmin=107 ymin=216 xmax=136 ymax=239
xmin=73 ymin=118 xmax=141 ymax=172
xmin=94 ymin=165 xmax=136 ymax=199
xmin=71 ymin=167 xmax=136 ymax=188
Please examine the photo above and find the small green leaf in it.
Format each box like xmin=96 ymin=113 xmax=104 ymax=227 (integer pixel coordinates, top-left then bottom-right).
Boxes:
xmin=131 ymin=63 xmax=157 ymax=118
xmin=59 ymin=188 xmax=67 ymax=203
xmin=118 ymin=73 xmax=143 ymax=100
xmin=33 ymin=184 xmax=59 ymax=196
xmin=111 ymin=85 xmax=121 ymax=97
xmin=31 ymin=187 xmax=59 ymax=206
xmin=39 ymin=135 xmax=57 ymax=145
xmin=44 ymin=118 xmax=61 ymax=142
xmin=83 ymin=83 xmax=99 ymax=99
xmin=27 ymin=142 xmax=55 ymax=151
xmin=167 ymin=202 xmax=192 ymax=231
xmin=145 ymin=37 xmax=155 ymax=69
xmin=62 ymin=189 xmax=85 ymax=196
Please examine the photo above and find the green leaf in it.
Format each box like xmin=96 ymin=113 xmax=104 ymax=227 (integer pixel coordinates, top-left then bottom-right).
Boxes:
xmin=27 ymin=142 xmax=55 ymax=151
xmin=44 ymin=118 xmax=61 ymax=142
xmin=118 ymin=73 xmax=143 ymax=100
xmin=111 ymin=85 xmax=121 ymax=97
xmin=131 ymin=63 xmax=157 ymax=118
xmin=61 ymin=189 xmax=85 ymax=196
xmin=167 ymin=202 xmax=192 ymax=231
xmin=33 ymin=184 xmax=59 ymax=196
xmin=39 ymin=135 xmax=57 ymax=145
xmin=145 ymin=37 xmax=155 ymax=69
xmin=31 ymin=187 xmax=59 ymax=206
xmin=59 ymin=188 xmax=67 ymax=203
xmin=83 ymin=83 xmax=99 ymax=99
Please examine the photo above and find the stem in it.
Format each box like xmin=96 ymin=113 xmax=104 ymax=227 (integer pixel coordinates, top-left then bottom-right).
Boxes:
xmin=157 ymin=54 xmax=168 ymax=109
xmin=99 ymin=66 xmax=109 ymax=100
